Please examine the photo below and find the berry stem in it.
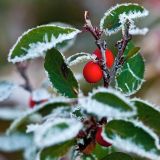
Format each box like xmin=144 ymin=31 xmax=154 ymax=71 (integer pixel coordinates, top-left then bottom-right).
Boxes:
xmin=84 ymin=11 xmax=110 ymax=87
xmin=110 ymin=19 xmax=132 ymax=85
xmin=16 ymin=62 xmax=32 ymax=92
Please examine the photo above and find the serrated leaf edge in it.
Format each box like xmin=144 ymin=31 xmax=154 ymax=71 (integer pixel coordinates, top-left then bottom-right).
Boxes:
xmin=8 ymin=24 xmax=80 ymax=63
xmin=102 ymin=119 xmax=160 ymax=160
xmin=79 ymin=87 xmax=136 ymax=119
xmin=100 ymin=3 xmax=149 ymax=36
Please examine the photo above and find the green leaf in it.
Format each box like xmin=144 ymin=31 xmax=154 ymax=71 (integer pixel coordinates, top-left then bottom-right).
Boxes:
xmin=125 ymin=47 xmax=140 ymax=61
xmin=44 ymin=48 xmax=79 ymax=98
xmin=0 ymin=81 xmax=16 ymax=102
xmin=67 ymin=52 xmax=94 ymax=66
xmin=79 ymin=88 xmax=136 ymax=119
xmin=100 ymin=3 xmax=149 ymax=35
xmin=115 ymin=42 xmax=145 ymax=95
xmin=8 ymin=24 xmax=80 ymax=63
xmin=93 ymin=144 xmax=116 ymax=160
xmin=51 ymin=22 xmax=78 ymax=53
xmin=104 ymin=120 xmax=160 ymax=159
xmin=34 ymin=118 xmax=82 ymax=148
xmin=7 ymin=99 xmax=71 ymax=134
xmin=101 ymin=152 xmax=133 ymax=160
xmin=132 ymin=98 xmax=160 ymax=136
xmin=38 ymin=140 xmax=74 ymax=160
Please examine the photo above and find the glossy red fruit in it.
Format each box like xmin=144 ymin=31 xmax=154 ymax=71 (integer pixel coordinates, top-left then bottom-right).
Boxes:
xmin=95 ymin=127 xmax=112 ymax=147
xmin=83 ymin=61 xmax=103 ymax=83
xmin=93 ymin=48 xmax=114 ymax=68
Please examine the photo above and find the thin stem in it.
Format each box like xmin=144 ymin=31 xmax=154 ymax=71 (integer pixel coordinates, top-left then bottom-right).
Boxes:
xmin=16 ymin=62 xmax=32 ymax=92
xmin=83 ymin=11 xmax=110 ymax=87
xmin=110 ymin=19 xmax=132 ymax=84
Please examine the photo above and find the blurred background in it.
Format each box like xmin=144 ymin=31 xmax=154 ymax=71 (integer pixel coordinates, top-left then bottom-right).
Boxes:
xmin=0 ymin=0 xmax=160 ymax=159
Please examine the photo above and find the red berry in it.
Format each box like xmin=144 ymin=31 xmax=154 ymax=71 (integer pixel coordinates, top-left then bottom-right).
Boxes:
xmin=93 ymin=48 xmax=114 ymax=68
xmin=28 ymin=97 xmax=48 ymax=108
xmin=29 ymin=96 xmax=36 ymax=108
xmin=83 ymin=61 xmax=103 ymax=83
xmin=95 ymin=127 xmax=112 ymax=147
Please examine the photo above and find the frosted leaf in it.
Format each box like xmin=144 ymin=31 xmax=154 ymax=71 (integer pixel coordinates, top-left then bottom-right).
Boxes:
xmin=7 ymin=98 xmax=72 ymax=134
xmin=32 ymin=88 xmax=51 ymax=101
xmin=129 ymin=27 xmax=149 ymax=35
xmin=115 ymin=42 xmax=145 ymax=95
xmin=79 ymin=87 xmax=136 ymax=119
xmin=132 ymin=98 xmax=160 ymax=136
xmin=26 ymin=124 xmax=40 ymax=133
xmin=43 ymin=106 xmax=71 ymax=121
xmin=0 ymin=133 xmax=32 ymax=152
xmin=24 ymin=145 xmax=37 ymax=160
xmin=8 ymin=24 xmax=80 ymax=63
xmin=34 ymin=118 xmax=83 ymax=148
xmin=0 ymin=108 xmax=25 ymax=120
xmin=27 ymin=106 xmax=72 ymax=133
xmin=102 ymin=119 xmax=160 ymax=160
xmin=105 ymin=136 xmax=160 ymax=160
xmin=100 ymin=3 xmax=149 ymax=36
xmin=51 ymin=22 xmax=78 ymax=53
xmin=67 ymin=52 xmax=96 ymax=66
xmin=0 ymin=81 xmax=16 ymax=102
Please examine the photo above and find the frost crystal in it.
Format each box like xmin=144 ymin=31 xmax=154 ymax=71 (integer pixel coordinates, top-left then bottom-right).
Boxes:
xmin=34 ymin=118 xmax=83 ymax=148
xmin=67 ymin=52 xmax=96 ymax=66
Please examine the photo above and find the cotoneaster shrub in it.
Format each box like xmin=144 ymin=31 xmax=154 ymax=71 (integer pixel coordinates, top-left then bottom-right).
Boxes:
xmin=0 ymin=3 xmax=160 ymax=160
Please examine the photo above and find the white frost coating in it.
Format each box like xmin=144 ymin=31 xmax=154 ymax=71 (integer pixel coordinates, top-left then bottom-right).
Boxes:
xmin=7 ymin=98 xmax=72 ymax=134
xmin=130 ymin=119 xmax=160 ymax=150
xmin=101 ymin=119 xmax=160 ymax=160
xmin=32 ymin=88 xmax=51 ymax=101
xmin=42 ymin=106 xmax=71 ymax=122
xmin=132 ymin=97 xmax=160 ymax=113
xmin=26 ymin=124 xmax=40 ymax=133
xmin=0 ymin=108 xmax=25 ymax=120
xmin=50 ymin=22 xmax=77 ymax=53
xmin=8 ymin=24 xmax=80 ymax=63
xmin=79 ymin=98 xmax=135 ymax=119
xmin=67 ymin=52 xmax=96 ymax=66
xmin=24 ymin=145 xmax=37 ymax=160
xmin=127 ymin=63 xmax=144 ymax=82
xmin=100 ymin=3 xmax=149 ymax=36
xmin=0 ymin=133 xmax=32 ymax=152
xmin=79 ymin=87 xmax=136 ymax=119
xmin=103 ymin=135 xmax=160 ymax=160
xmin=129 ymin=27 xmax=149 ymax=35
xmin=0 ymin=81 xmax=16 ymax=102
xmin=90 ymin=87 xmax=134 ymax=107
xmin=34 ymin=118 xmax=83 ymax=148
xmin=115 ymin=55 xmax=145 ymax=96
